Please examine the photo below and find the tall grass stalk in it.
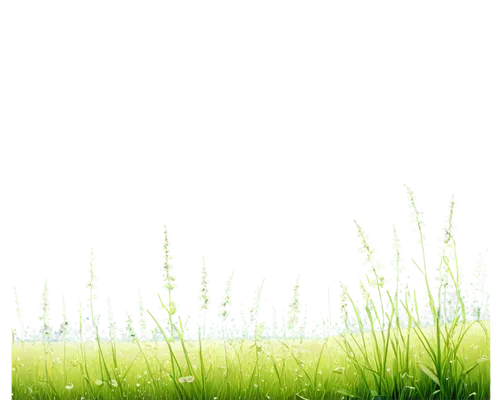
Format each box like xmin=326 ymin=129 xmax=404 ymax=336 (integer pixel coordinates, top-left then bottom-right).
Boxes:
xmin=148 ymin=288 xmax=203 ymax=396
xmin=198 ymin=330 xmax=208 ymax=399
xmin=38 ymin=280 xmax=60 ymax=398
xmin=78 ymin=301 xmax=95 ymax=397
xmin=199 ymin=255 xmax=210 ymax=340
xmin=87 ymin=249 xmax=122 ymax=399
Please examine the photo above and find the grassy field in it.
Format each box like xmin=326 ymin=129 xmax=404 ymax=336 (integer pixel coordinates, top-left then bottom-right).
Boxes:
xmin=11 ymin=321 xmax=489 ymax=400
xmin=9 ymin=180 xmax=495 ymax=400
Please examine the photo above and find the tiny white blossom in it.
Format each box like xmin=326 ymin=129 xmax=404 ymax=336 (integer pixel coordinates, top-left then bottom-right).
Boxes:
xmin=179 ymin=375 xmax=195 ymax=383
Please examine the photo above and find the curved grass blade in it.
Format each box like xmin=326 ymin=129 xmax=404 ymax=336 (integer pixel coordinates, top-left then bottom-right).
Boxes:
xmin=418 ymin=362 xmax=440 ymax=387
xmin=270 ymin=355 xmax=283 ymax=387
xmin=460 ymin=358 xmax=486 ymax=380
xmin=337 ymin=388 xmax=360 ymax=399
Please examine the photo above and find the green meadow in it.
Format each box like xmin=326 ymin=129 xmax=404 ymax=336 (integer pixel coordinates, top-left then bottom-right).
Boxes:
xmin=12 ymin=324 xmax=489 ymax=400
xmin=11 ymin=187 xmax=490 ymax=399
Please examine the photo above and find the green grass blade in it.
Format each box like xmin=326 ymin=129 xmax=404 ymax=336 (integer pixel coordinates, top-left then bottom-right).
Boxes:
xmin=271 ymin=354 xmax=283 ymax=387
xmin=418 ymin=362 xmax=440 ymax=386
xmin=331 ymin=367 xmax=344 ymax=375
xmin=312 ymin=342 xmax=326 ymax=388
xmin=460 ymin=358 xmax=486 ymax=379
xmin=337 ymin=388 xmax=360 ymax=399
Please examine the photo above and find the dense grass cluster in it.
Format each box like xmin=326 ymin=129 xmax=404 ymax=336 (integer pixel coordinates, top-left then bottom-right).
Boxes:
xmin=11 ymin=187 xmax=490 ymax=399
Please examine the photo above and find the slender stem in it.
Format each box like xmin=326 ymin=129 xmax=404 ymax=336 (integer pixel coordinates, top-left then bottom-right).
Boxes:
xmin=42 ymin=337 xmax=59 ymax=398
xmin=63 ymin=339 xmax=67 ymax=386
xmin=204 ymin=308 xmax=207 ymax=340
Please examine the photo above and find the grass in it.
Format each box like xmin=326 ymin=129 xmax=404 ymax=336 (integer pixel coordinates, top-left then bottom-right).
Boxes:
xmin=11 ymin=323 xmax=489 ymax=400
xmin=11 ymin=186 xmax=490 ymax=399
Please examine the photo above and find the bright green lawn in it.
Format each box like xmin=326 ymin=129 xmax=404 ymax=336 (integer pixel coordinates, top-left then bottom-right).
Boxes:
xmin=11 ymin=322 xmax=489 ymax=400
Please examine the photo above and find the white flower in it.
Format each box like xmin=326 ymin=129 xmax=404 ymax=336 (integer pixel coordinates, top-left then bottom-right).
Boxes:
xmin=178 ymin=375 xmax=195 ymax=383
xmin=60 ymin=296 xmax=71 ymax=340
xmin=286 ymin=275 xmax=307 ymax=336
xmin=160 ymin=224 xmax=176 ymax=292
xmin=104 ymin=296 xmax=120 ymax=336
xmin=39 ymin=278 xmax=52 ymax=338
xmin=198 ymin=253 xmax=212 ymax=311
xmin=12 ymin=284 xmax=28 ymax=339
xmin=402 ymin=182 xmax=430 ymax=248
xmin=135 ymin=288 xmax=151 ymax=340
xmin=219 ymin=269 xmax=236 ymax=334
xmin=85 ymin=243 xmax=99 ymax=304
xmin=351 ymin=217 xmax=381 ymax=274
xmin=65 ymin=383 xmax=74 ymax=390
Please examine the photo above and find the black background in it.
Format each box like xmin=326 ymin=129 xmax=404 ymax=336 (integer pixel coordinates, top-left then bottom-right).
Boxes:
xmin=6 ymin=170 xmax=498 ymax=312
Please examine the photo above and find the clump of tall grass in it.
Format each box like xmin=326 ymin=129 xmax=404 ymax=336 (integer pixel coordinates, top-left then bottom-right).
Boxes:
xmin=332 ymin=186 xmax=490 ymax=400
